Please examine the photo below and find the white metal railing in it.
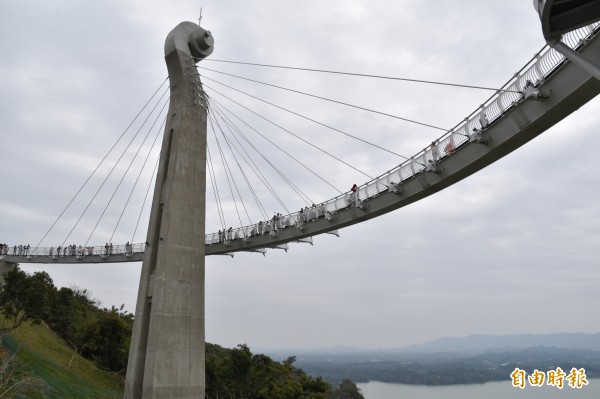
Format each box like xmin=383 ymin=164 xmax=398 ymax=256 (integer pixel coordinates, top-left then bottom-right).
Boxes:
xmin=204 ymin=22 xmax=600 ymax=246
xmin=1 ymin=243 xmax=146 ymax=259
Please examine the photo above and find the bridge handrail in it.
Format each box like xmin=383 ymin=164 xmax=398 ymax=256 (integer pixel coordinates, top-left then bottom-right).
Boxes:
xmin=205 ymin=22 xmax=600 ymax=246
xmin=2 ymin=243 xmax=146 ymax=259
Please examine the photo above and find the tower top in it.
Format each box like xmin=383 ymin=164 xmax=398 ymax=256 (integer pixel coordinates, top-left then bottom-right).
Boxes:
xmin=164 ymin=21 xmax=214 ymax=61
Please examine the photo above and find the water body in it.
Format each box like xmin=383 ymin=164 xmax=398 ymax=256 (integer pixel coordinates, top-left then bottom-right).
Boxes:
xmin=357 ymin=380 xmax=599 ymax=399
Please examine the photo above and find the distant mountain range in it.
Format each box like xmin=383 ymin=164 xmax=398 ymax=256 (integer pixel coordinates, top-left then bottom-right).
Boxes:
xmin=401 ymin=332 xmax=600 ymax=353
xmin=293 ymin=346 xmax=600 ymax=385
xmin=262 ymin=333 xmax=600 ymax=385
xmin=264 ymin=332 xmax=600 ymax=358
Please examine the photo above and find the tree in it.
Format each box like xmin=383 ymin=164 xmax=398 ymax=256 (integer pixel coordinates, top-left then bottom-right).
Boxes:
xmin=205 ymin=343 xmax=334 ymax=399
xmin=46 ymin=286 xmax=96 ymax=349
xmin=329 ymin=379 xmax=365 ymax=399
xmin=79 ymin=305 xmax=133 ymax=372
xmin=0 ymin=267 xmax=55 ymax=334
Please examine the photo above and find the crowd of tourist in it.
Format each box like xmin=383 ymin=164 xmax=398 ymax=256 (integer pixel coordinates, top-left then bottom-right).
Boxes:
xmin=0 ymin=243 xmax=30 ymax=256
xmin=0 ymin=242 xmax=136 ymax=258
xmin=214 ymin=202 xmax=333 ymax=245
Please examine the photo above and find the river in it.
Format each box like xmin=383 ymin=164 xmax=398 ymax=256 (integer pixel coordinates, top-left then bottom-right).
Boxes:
xmin=357 ymin=380 xmax=599 ymax=399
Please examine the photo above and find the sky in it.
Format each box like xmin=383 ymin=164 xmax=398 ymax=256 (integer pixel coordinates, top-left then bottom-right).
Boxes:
xmin=1 ymin=0 xmax=599 ymax=352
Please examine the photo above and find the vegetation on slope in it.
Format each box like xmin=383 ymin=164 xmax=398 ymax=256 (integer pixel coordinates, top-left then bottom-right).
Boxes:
xmin=0 ymin=267 xmax=133 ymax=373
xmin=206 ymin=343 xmax=364 ymax=398
xmin=1 ymin=321 xmax=122 ymax=398
xmin=1 ymin=324 xmax=364 ymax=398
xmin=0 ymin=266 xmax=364 ymax=398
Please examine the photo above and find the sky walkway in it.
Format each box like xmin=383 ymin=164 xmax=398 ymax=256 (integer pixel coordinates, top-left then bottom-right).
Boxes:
xmin=3 ymin=21 xmax=600 ymax=264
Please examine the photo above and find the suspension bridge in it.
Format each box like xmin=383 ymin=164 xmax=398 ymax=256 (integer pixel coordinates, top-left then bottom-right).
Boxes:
xmin=2 ymin=21 xmax=600 ymax=263
xmin=1 ymin=1 xmax=600 ymax=398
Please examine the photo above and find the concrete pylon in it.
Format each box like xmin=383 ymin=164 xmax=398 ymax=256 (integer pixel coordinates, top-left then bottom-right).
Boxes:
xmin=124 ymin=22 xmax=214 ymax=399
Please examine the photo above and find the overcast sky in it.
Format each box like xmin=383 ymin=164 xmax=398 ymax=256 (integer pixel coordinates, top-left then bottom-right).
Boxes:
xmin=1 ymin=0 xmax=599 ymax=352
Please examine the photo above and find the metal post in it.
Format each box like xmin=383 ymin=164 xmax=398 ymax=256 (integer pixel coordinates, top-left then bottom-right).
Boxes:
xmin=548 ymin=38 xmax=600 ymax=82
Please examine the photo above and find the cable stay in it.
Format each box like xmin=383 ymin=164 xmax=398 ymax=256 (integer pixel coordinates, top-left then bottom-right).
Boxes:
xmin=203 ymin=59 xmax=522 ymax=93
xmin=86 ymin=99 xmax=169 ymax=247
xmin=210 ymin=103 xmax=313 ymax=215
xmin=203 ymin=84 xmax=376 ymax=181
xmin=208 ymin=114 xmax=254 ymax=225
xmin=208 ymin=104 xmax=298 ymax=217
xmin=131 ymin=156 xmax=159 ymax=244
xmin=206 ymin=95 xmax=343 ymax=197
xmin=33 ymin=78 xmax=169 ymax=252
xmin=208 ymin=109 xmax=281 ymax=220
xmin=63 ymin=91 xmax=170 ymax=248
xmin=207 ymin=144 xmax=227 ymax=230
xmin=199 ymin=67 xmax=448 ymax=136
xmin=208 ymin=110 xmax=270 ymax=221
xmin=208 ymin=94 xmax=320 ymax=206
xmin=207 ymin=100 xmax=305 ymax=215
xmin=108 ymin=115 xmax=167 ymax=244
xmin=200 ymin=74 xmax=441 ymax=154
xmin=208 ymin=115 xmax=247 ymax=229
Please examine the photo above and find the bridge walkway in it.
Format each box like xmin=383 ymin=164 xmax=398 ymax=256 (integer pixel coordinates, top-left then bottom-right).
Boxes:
xmin=3 ymin=22 xmax=600 ymax=264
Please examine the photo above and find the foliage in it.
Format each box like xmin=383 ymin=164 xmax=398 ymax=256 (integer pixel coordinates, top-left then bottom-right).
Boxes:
xmin=0 ymin=268 xmax=55 ymax=333
xmin=78 ymin=306 xmax=133 ymax=372
xmin=0 ymin=267 xmax=133 ymax=373
xmin=45 ymin=287 xmax=95 ymax=350
xmin=0 ymin=267 xmax=365 ymax=397
xmin=206 ymin=343 xmax=363 ymax=399
xmin=328 ymin=379 xmax=364 ymax=399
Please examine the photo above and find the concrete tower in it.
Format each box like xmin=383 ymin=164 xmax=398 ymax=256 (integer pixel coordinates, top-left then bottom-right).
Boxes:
xmin=125 ymin=21 xmax=214 ymax=399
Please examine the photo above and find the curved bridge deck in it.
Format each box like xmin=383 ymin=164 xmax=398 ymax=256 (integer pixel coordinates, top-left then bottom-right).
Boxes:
xmin=4 ymin=23 xmax=600 ymax=264
xmin=207 ymin=22 xmax=600 ymax=256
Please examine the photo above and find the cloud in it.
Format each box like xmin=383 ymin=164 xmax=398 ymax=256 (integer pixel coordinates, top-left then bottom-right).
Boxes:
xmin=1 ymin=0 xmax=598 ymax=350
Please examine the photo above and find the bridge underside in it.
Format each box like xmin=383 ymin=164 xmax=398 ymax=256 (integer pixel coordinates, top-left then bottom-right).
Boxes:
xmin=536 ymin=0 xmax=600 ymax=39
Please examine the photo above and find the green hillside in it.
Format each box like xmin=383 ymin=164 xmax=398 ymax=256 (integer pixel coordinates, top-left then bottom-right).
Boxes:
xmin=0 ymin=267 xmax=364 ymax=398
xmin=1 ymin=322 xmax=365 ymax=399
xmin=1 ymin=320 xmax=122 ymax=399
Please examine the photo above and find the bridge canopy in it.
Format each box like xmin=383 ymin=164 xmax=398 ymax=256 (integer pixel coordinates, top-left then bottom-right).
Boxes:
xmin=534 ymin=0 xmax=600 ymax=39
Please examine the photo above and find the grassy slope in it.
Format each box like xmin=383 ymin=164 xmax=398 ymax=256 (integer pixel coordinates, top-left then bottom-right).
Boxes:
xmin=2 ymin=320 xmax=123 ymax=399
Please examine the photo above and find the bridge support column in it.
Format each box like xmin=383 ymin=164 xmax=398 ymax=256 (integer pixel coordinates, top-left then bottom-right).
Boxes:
xmin=125 ymin=21 xmax=213 ymax=399
xmin=548 ymin=38 xmax=600 ymax=82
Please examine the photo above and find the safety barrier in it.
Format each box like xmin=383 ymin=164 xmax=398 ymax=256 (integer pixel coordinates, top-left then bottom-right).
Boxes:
xmin=2 ymin=242 xmax=146 ymax=260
